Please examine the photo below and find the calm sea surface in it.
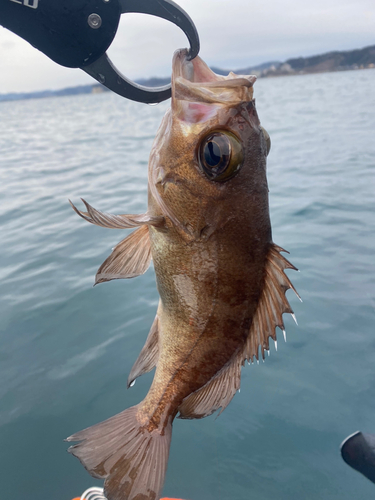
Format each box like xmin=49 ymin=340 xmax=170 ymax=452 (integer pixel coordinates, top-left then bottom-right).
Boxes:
xmin=0 ymin=68 xmax=374 ymax=500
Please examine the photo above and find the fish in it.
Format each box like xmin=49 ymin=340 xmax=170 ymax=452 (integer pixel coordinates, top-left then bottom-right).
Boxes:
xmin=67 ymin=48 xmax=299 ymax=500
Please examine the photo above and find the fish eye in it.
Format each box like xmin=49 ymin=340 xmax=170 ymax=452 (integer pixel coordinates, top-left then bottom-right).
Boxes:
xmin=260 ymin=126 xmax=271 ymax=156
xmin=198 ymin=130 xmax=243 ymax=182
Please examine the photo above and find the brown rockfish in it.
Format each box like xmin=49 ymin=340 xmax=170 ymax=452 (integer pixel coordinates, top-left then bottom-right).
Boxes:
xmin=67 ymin=48 xmax=299 ymax=500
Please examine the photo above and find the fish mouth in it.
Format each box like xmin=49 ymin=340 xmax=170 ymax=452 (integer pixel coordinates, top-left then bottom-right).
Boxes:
xmin=172 ymin=48 xmax=256 ymax=106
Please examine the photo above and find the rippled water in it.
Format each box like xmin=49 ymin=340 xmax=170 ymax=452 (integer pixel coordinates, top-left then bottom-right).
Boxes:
xmin=0 ymin=68 xmax=374 ymax=500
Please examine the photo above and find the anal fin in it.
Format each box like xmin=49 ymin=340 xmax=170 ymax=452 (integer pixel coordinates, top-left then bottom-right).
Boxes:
xmin=127 ymin=309 xmax=159 ymax=388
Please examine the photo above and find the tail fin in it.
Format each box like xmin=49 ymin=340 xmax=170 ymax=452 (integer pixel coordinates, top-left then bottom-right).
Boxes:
xmin=66 ymin=405 xmax=172 ymax=500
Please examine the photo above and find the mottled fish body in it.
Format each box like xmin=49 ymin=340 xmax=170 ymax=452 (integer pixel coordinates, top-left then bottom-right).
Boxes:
xmin=67 ymin=49 xmax=298 ymax=500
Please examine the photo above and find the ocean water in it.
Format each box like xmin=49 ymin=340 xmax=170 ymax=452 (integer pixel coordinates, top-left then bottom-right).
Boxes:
xmin=0 ymin=68 xmax=374 ymax=500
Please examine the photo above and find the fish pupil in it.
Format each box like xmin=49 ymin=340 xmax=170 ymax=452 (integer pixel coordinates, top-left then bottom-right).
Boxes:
xmin=205 ymin=140 xmax=223 ymax=167
xmin=202 ymin=134 xmax=231 ymax=176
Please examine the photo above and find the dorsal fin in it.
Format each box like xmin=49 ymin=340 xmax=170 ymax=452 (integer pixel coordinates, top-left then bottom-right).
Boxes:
xmin=127 ymin=309 xmax=160 ymax=388
xmin=69 ymin=198 xmax=164 ymax=228
xmin=95 ymin=225 xmax=151 ymax=285
xmin=178 ymin=243 xmax=299 ymax=419
xmin=243 ymin=244 xmax=300 ymax=361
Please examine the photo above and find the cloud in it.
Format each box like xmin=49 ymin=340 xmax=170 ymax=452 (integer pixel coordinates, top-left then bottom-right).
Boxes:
xmin=0 ymin=0 xmax=374 ymax=93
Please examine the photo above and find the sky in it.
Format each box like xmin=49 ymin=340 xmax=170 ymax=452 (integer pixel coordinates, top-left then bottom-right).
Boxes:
xmin=0 ymin=0 xmax=374 ymax=93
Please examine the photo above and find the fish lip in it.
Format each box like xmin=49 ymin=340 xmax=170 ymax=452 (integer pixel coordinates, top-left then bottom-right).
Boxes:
xmin=172 ymin=48 xmax=217 ymax=84
xmin=172 ymin=48 xmax=191 ymax=81
xmin=171 ymin=49 xmax=257 ymax=106
xmin=172 ymin=48 xmax=257 ymax=89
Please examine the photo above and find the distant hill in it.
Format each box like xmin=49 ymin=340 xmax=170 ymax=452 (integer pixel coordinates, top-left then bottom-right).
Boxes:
xmin=0 ymin=84 xmax=106 ymax=103
xmin=263 ymin=44 xmax=375 ymax=77
xmin=288 ymin=44 xmax=375 ymax=72
xmin=1 ymin=44 xmax=374 ymax=103
xmin=211 ymin=60 xmax=281 ymax=76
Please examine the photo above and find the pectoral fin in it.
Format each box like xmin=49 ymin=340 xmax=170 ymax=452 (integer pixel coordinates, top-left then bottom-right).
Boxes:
xmin=69 ymin=198 xmax=164 ymax=228
xmin=95 ymin=225 xmax=151 ymax=284
xmin=178 ymin=243 xmax=299 ymax=419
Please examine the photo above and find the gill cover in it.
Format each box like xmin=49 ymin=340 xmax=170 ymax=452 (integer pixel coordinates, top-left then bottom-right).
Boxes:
xmin=260 ymin=126 xmax=271 ymax=156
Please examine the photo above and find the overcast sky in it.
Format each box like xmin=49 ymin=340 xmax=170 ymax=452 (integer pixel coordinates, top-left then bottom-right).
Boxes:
xmin=0 ymin=0 xmax=374 ymax=93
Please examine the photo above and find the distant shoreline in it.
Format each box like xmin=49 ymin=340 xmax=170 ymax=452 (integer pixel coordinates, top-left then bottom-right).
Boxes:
xmin=1 ymin=44 xmax=374 ymax=103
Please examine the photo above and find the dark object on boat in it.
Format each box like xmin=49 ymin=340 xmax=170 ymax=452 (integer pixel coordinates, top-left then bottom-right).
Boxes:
xmin=341 ymin=431 xmax=375 ymax=484
xmin=0 ymin=0 xmax=200 ymax=103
